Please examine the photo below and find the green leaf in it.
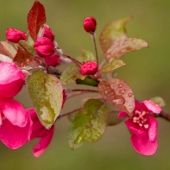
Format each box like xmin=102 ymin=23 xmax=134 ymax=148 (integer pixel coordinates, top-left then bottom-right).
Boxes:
xmin=105 ymin=38 xmax=148 ymax=61
xmin=76 ymin=76 xmax=99 ymax=87
xmin=101 ymin=59 xmax=126 ymax=73
xmin=150 ymin=96 xmax=165 ymax=107
xmin=98 ymin=78 xmax=135 ymax=116
xmin=99 ymin=16 xmax=131 ymax=54
xmin=27 ymin=70 xmax=63 ymax=129
xmin=77 ymin=50 xmax=96 ymax=62
xmin=60 ymin=65 xmax=85 ymax=84
xmin=68 ymin=99 xmax=110 ymax=149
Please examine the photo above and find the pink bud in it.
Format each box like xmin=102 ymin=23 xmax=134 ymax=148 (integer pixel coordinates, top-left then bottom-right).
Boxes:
xmin=83 ymin=17 xmax=97 ymax=33
xmin=44 ymin=54 xmax=60 ymax=66
xmin=43 ymin=26 xmax=55 ymax=41
xmin=34 ymin=37 xmax=55 ymax=58
xmin=6 ymin=28 xmax=27 ymax=43
xmin=80 ymin=61 xmax=98 ymax=75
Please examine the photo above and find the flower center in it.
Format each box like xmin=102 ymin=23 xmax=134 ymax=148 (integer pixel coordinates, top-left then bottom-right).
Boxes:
xmin=132 ymin=110 xmax=149 ymax=129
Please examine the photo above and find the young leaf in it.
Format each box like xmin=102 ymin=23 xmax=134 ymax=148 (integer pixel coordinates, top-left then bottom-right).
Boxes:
xmin=60 ymin=65 xmax=85 ymax=84
xmin=98 ymin=78 xmax=134 ymax=116
xmin=27 ymin=1 xmax=46 ymax=41
xmin=0 ymin=41 xmax=16 ymax=59
xmin=27 ymin=70 xmax=63 ymax=129
xmin=13 ymin=46 xmax=34 ymax=67
xmin=68 ymin=99 xmax=110 ymax=149
xmin=76 ymin=50 xmax=96 ymax=62
xmin=101 ymin=59 xmax=126 ymax=73
xmin=105 ymin=38 xmax=148 ymax=61
xmin=99 ymin=16 xmax=131 ymax=54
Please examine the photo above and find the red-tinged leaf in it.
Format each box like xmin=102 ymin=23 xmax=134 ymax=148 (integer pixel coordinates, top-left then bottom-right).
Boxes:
xmin=27 ymin=1 xmax=46 ymax=41
xmin=99 ymin=16 xmax=131 ymax=55
xmin=13 ymin=47 xmax=34 ymax=67
xmin=0 ymin=41 xmax=16 ymax=59
xmin=105 ymin=38 xmax=148 ymax=61
xmin=98 ymin=78 xmax=135 ymax=116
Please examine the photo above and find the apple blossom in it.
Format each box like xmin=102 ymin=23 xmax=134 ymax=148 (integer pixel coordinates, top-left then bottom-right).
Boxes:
xmin=80 ymin=61 xmax=98 ymax=75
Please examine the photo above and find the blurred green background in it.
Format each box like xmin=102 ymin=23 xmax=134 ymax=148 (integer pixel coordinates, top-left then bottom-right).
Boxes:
xmin=0 ymin=0 xmax=170 ymax=169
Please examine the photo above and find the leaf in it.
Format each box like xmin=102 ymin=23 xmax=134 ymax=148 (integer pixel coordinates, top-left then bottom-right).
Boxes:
xmin=27 ymin=0 xmax=46 ymax=41
xmin=105 ymin=38 xmax=148 ymax=61
xmin=13 ymin=47 xmax=34 ymax=67
xmin=0 ymin=41 xmax=16 ymax=59
xmin=68 ymin=99 xmax=110 ymax=149
xmin=99 ymin=16 xmax=131 ymax=54
xmin=101 ymin=59 xmax=126 ymax=73
xmin=98 ymin=78 xmax=135 ymax=116
xmin=0 ymin=54 xmax=13 ymax=62
xmin=27 ymin=70 xmax=63 ymax=129
xmin=150 ymin=96 xmax=165 ymax=107
xmin=76 ymin=76 xmax=99 ymax=87
xmin=60 ymin=65 xmax=86 ymax=84
xmin=77 ymin=50 xmax=96 ymax=62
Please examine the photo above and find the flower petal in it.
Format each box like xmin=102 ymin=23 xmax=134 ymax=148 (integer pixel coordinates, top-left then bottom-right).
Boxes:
xmin=117 ymin=111 xmax=128 ymax=118
xmin=0 ymin=118 xmax=31 ymax=149
xmin=131 ymin=134 xmax=158 ymax=155
xmin=0 ymin=62 xmax=24 ymax=98
xmin=1 ymin=99 xmax=28 ymax=127
xmin=125 ymin=119 xmax=147 ymax=136
xmin=143 ymin=100 xmax=162 ymax=114
xmin=148 ymin=115 xmax=158 ymax=142
xmin=32 ymin=125 xmax=54 ymax=157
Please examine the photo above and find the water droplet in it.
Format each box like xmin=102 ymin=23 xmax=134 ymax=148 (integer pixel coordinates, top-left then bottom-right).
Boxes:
xmin=128 ymin=92 xmax=133 ymax=97
xmin=118 ymin=83 xmax=123 ymax=88
xmin=119 ymin=89 xmax=125 ymax=94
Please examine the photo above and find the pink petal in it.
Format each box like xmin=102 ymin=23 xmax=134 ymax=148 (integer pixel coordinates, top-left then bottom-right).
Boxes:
xmin=125 ymin=119 xmax=147 ymax=136
xmin=131 ymin=134 xmax=158 ymax=155
xmin=118 ymin=111 xmax=129 ymax=118
xmin=148 ymin=115 xmax=158 ymax=142
xmin=143 ymin=100 xmax=162 ymax=114
xmin=32 ymin=125 xmax=54 ymax=157
xmin=44 ymin=54 xmax=60 ymax=66
xmin=0 ymin=118 xmax=31 ymax=149
xmin=1 ymin=99 xmax=28 ymax=127
xmin=0 ymin=62 xmax=24 ymax=98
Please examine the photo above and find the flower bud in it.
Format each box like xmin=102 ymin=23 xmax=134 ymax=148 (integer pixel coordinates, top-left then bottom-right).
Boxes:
xmin=34 ymin=37 xmax=55 ymax=58
xmin=83 ymin=17 xmax=97 ymax=33
xmin=80 ymin=61 xmax=98 ymax=75
xmin=6 ymin=28 xmax=27 ymax=43
xmin=44 ymin=54 xmax=60 ymax=66
xmin=43 ymin=26 xmax=55 ymax=41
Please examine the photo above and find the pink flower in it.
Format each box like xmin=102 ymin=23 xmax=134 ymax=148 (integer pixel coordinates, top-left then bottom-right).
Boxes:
xmin=80 ymin=61 xmax=98 ymax=75
xmin=0 ymin=62 xmax=25 ymax=99
xmin=0 ymin=99 xmax=31 ymax=149
xmin=44 ymin=54 xmax=60 ymax=66
xmin=83 ymin=17 xmax=97 ymax=33
xmin=27 ymin=108 xmax=54 ymax=157
xmin=6 ymin=28 xmax=27 ymax=43
xmin=0 ymin=62 xmax=31 ymax=149
xmin=34 ymin=37 xmax=55 ymax=58
xmin=118 ymin=100 xmax=162 ymax=156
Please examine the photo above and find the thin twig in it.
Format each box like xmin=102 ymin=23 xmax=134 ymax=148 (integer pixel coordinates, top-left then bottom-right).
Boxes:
xmin=92 ymin=33 xmax=99 ymax=65
xmin=57 ymin=108 xmax=82 ymax=119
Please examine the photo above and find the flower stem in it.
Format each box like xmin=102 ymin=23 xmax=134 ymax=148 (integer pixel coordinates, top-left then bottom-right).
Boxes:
xmin=157 ymin=111 xmax=170 ymax=121
xmin=92 ymin=33 xmax=99 ymax=65
xmin=71 ymin=89 xmax=98 ymax=93
xmin=57 ymin=108 xmax=82 ymax=119
xmin=62 ymin=53 xmax=82 ymax=67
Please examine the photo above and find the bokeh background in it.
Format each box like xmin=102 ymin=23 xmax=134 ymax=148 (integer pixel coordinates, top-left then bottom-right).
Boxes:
xmin=0 ymin=0 xmax=170 ymax=169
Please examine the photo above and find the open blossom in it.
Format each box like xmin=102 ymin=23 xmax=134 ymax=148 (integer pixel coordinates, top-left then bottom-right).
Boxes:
xmin=34 ymin=37 xmax=55 ymax=58
xmin=0 ymin=62 xmax=31 ymax=149
xmin=27 ymin=108 xmax=54 ymax=157
xmin=6 ymin=28 xmax=27 ymax=43
xmin=118 ymin=100 xmax=162 ymax=156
